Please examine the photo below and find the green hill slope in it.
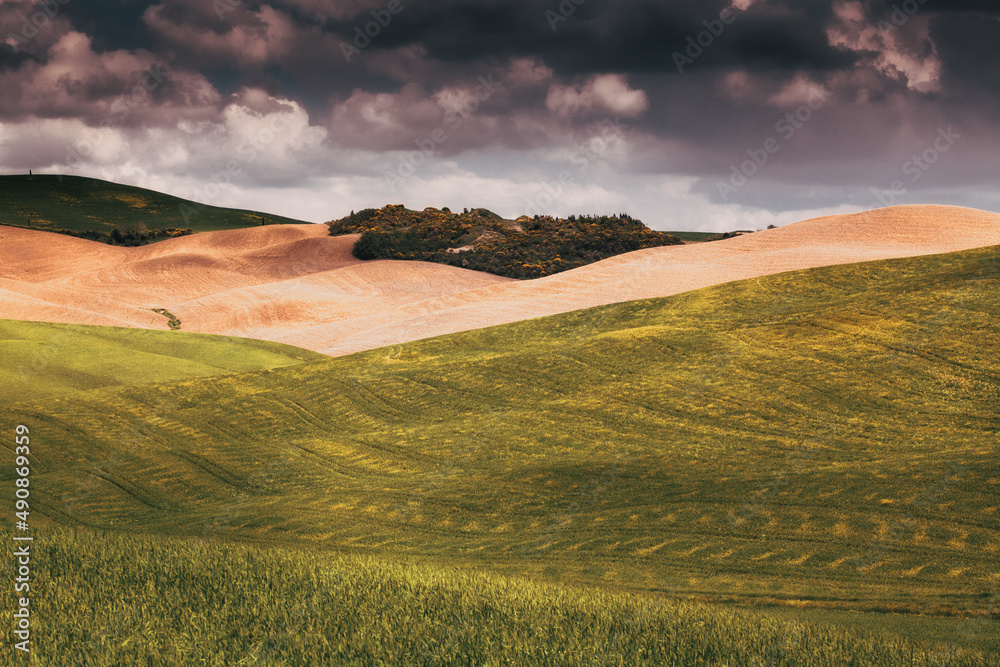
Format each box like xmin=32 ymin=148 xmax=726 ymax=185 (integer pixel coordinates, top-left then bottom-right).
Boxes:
xmin=6 ymin=245 xmax=999 ymax=625
xmin=0 ymin=174 xmax=311 ymax=240
xmin=0 ymin=319 xmax=326 ymax=405
xmin=6 ymin=526 xmax=995 ymax=666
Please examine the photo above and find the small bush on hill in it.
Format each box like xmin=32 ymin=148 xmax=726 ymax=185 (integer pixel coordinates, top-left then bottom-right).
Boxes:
xmin=28 ymin=224 xmax=194 ymax=246
xmin=109 ymin=223 xmax=194 ymax=246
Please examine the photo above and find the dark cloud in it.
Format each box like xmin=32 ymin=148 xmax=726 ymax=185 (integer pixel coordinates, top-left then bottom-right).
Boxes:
xmin=1 ymin=0 xmax=998 ymax=226
xmin=59 ymin=0 xmax=154 ymax=53
xmin=0 ymin=43 xmax=33 ymax=71
xmin=932 ymin=13 xmax=1000 ymax=98
xmin=313 ymin=0 xmax=856 ymax=77
xmin=905 ymin=0 xmax=1000 ymax=13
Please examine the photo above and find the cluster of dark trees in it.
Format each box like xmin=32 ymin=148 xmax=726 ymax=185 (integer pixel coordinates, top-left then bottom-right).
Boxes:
xmin=43 ymin=223 xmax=192 ymax=247
xmin=330 ymin=206 xmax=682 ymax=279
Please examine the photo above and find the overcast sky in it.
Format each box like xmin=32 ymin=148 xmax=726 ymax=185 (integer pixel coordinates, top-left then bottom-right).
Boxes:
xmin=1 ymin=0 xmax=998 ymax=231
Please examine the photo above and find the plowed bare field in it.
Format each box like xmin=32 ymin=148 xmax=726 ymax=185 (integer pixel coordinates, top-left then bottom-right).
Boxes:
xmin=2 ymin=205 xmax=998 ymax=356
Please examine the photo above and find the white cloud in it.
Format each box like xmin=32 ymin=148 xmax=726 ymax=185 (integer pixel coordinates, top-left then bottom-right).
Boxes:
xmin=826 ymin=0 xmax=941 ymax=93
xmin=328 ymin=74 xmax=512 ymax=155
xmin=768 ymin=74 xmax=829 ymax=107
xmin=0 ymin=30 xmax=220 ymax=126
xmin=0 ymin=89 xmax=331 ymax=219
xmin=218 ymin=92 xmax=328 ymax=163
xmin=505 ymin=58 xmax=554 ymax=87
xmin=546 ymin=74 xmax=650 ymax=118
xmin=329 ymin=83 xmax=446 ymax=149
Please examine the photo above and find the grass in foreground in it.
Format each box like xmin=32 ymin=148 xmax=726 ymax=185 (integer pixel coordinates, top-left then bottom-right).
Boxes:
xmin=6 ymin=526 xmax=997 ymax=666
xmin=0 ymin=174 xmax=310 ymax=240
xmin=4 ymin=245 xmax=999 ymax=644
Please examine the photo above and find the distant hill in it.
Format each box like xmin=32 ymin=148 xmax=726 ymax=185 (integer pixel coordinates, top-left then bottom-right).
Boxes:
xmin=328 ymin=205 xmax=683 ymax=279
xmin=3 ymin=205 xmax=999 ymax=357
xmin=0 ymin=174 xmax=311 ymax=245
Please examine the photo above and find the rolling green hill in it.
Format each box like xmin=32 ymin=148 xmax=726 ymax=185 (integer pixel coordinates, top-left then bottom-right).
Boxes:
xmin=0 ymin=174 xmax=311 ymax=241
xmin=0 ymin=319 xmax=325 ymax=405
xmin=3 ymin=244 xmax=999 ymax=662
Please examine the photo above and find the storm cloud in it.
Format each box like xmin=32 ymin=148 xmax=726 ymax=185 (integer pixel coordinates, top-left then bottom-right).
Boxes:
xmin=1 ymin=0 xmax=997 ymax=230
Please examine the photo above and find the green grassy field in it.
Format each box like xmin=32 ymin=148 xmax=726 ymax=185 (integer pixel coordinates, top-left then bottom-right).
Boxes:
xmin=3 ymin=245 xmax=999 ymax=663
xmin=0 ymin=320 xmax=325 ymax=406
xmin=0 ymin=174 xmax=310 ymax=236
xmin=3 ymin=526 xmax=996 ymax=666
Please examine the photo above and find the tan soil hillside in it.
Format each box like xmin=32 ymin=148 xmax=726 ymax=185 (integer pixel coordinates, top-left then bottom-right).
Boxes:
xmin=1 ymin=205 xmax=998 ymax=357
xmin=0 ymin=224 xmax=514 ymax=336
